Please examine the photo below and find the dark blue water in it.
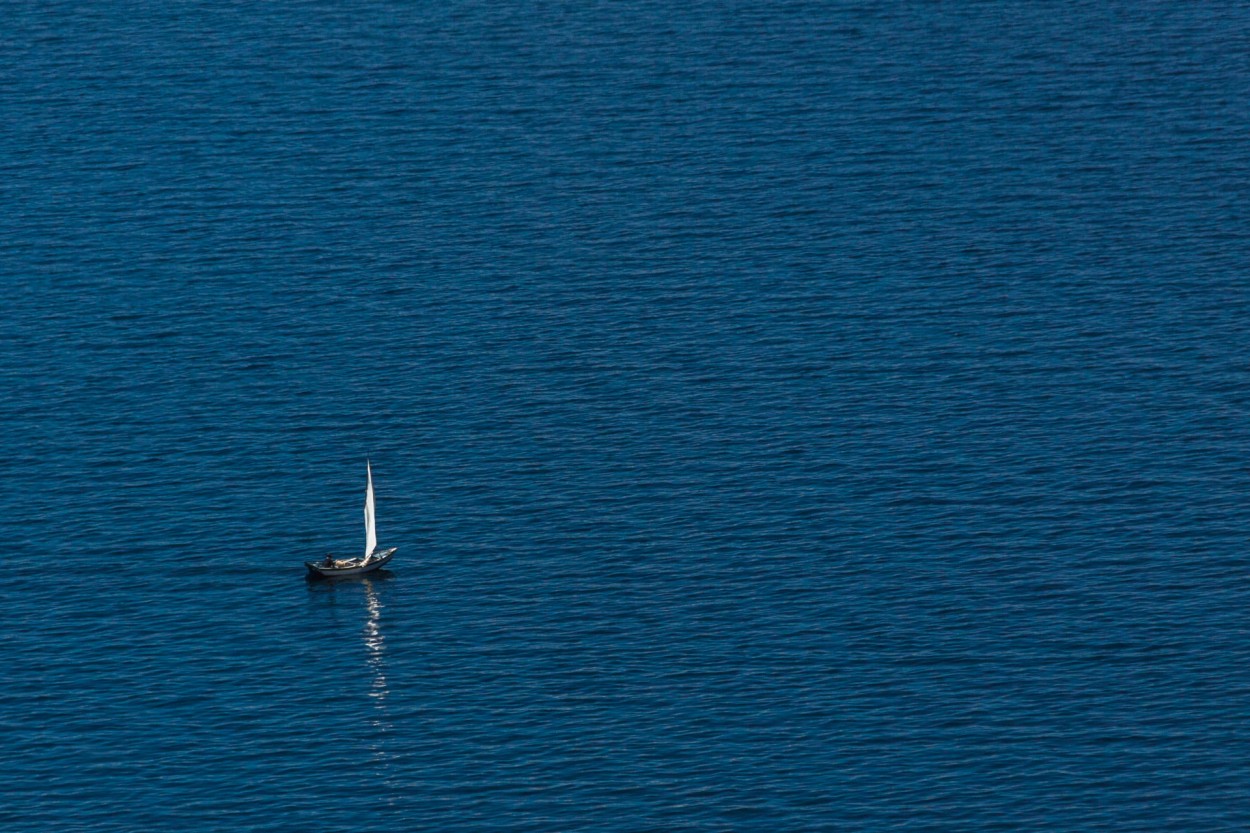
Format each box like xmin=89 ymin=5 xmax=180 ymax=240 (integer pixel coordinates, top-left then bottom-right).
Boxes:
xmin=5 ymin=2 xmax=1250 ymax=829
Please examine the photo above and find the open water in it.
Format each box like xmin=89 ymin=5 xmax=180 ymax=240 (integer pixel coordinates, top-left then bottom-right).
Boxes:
xmin=4 ymin=2 xmax=1250 ymax=830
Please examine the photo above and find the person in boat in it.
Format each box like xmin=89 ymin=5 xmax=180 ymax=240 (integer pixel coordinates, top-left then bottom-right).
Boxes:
xmin=324 ymin=554 xmax=334 ymax=568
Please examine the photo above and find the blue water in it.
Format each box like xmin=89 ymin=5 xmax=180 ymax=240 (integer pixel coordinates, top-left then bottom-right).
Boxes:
xmin=4 ymin=2 xmax=1250 ymax=829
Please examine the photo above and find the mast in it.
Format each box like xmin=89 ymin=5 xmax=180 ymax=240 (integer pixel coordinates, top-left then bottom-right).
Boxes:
xmin=363 ymin=460 xmax=377 ymax=562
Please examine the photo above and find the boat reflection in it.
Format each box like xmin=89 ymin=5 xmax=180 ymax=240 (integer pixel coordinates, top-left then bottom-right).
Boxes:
xmin=306 ymin=570 xmax=393 ymax=707
xmin=305 ymin=568 xmax=396 ymax=586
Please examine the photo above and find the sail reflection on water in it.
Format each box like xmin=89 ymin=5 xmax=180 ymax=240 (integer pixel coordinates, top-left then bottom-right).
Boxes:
xmin=358 ymin=577 xmax=394 ymax=774
xmin=362 ymin=577 xmax=389 ymax=704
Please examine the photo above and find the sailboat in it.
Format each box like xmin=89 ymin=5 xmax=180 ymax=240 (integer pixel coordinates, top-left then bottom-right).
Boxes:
xmin=305 ymin=461 xmax=398 ymax=578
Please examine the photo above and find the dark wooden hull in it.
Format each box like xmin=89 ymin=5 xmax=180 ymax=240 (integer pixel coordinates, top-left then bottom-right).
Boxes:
xmin=305 ymin=548 xmax=396 ymax=578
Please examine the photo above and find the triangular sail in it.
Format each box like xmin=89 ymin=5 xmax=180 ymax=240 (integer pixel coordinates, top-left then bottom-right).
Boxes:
xmin=363 ymin=460 xmax=377 ymax=561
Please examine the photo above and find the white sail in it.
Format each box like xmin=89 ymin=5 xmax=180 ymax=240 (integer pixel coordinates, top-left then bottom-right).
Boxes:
xmin=363 ymin=460 xmax=377 ymax=562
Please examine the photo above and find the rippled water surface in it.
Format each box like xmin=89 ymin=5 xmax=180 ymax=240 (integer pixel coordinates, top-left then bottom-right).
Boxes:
xmin=5 ymin=2 xmax=1250 ymax=830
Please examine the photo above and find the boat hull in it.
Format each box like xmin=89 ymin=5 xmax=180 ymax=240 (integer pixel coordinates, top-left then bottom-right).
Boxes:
xmin=305 ymin=548 xmax=396 ymax=578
